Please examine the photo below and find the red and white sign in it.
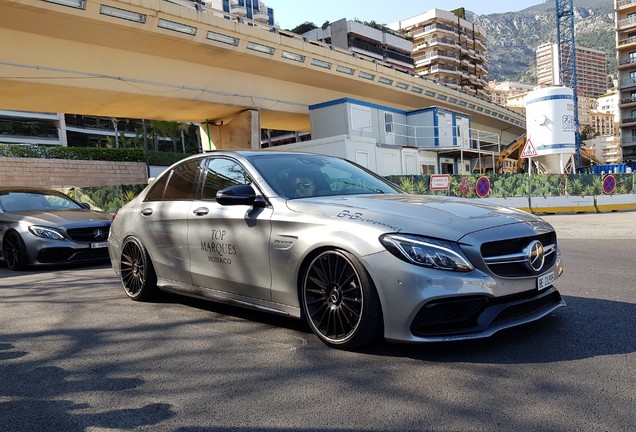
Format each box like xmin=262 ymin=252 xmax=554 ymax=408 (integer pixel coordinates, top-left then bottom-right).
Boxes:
xmin=430 ymin=174 xmax=451 ymax=190
xmin=520 ymin=138 xmax=538 ymax=158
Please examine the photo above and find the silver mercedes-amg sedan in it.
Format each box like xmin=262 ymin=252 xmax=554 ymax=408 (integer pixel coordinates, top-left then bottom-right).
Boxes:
xmin=108 ymin=151 xmax=565 ymax=349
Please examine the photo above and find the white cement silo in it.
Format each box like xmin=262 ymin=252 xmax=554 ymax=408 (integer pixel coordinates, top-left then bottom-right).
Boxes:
xmin=525 ymin=86 xmax=577 ymax=174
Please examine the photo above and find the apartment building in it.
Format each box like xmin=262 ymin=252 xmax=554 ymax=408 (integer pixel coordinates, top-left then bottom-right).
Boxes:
xmin=302 ymin=19 xmax=414 ymax=72
xmin=615 ymin=0 xmax=636 ymax=161
xmin=536 ymin=43 xmax=608 ymax=98
xmin=389 ymin=9 xmax=489 ymax=98
xmin=597 ymin=90 xmax=620 ymax=122
xmin=205 ymin=0 xmax=274 ymax=26
xmin=488 ymin=81 xmax=535 ymax=107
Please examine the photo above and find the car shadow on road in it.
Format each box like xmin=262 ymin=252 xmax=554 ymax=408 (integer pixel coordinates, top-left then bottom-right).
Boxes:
xmin=0 ymin=342 xmax=175 ymax=432
xmin=155 ymin=292 xmax=636 ymax=364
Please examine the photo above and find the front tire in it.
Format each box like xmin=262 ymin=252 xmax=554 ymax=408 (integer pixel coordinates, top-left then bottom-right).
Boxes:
xmin=3 ymin=231 xmax=28 ymax=271
xmin=120 ymin=237 xmax=157 ymax=301
xmin=301 ymin=249 xmax=382 ymax=349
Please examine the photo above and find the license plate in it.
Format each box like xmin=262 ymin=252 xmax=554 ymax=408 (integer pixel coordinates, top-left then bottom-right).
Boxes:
xmin=91 ymin=242 xmax=109 ymax=249
xmin=537 ymin=271 xmax=555 ymax=291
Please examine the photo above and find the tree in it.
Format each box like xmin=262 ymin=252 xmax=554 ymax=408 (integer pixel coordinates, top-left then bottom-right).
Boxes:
xmin=290 ymin=21 xmax=317 ymax=34
xmin=580 ymin=125 xmax=596 ymax=141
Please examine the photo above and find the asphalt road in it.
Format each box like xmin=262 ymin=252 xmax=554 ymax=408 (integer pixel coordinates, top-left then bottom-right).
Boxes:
xmin=1 ymin=212 xmax=635 ymax=432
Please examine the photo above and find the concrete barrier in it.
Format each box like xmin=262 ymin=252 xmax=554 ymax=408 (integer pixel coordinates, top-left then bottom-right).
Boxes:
xmin=595 ymin=194 xmax=636 ymax=212
xmin=480 ymin=194 xmax=636 ymax=214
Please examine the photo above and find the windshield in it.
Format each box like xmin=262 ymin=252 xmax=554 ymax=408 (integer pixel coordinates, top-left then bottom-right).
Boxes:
xmin=247 ymin=153 xmax=402 ymax=199
xmin=0 ymin=191 xmax=83 ymax=212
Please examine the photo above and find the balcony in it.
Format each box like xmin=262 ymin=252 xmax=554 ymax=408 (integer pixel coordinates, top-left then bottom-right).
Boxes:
xmin=620 ymin=95 xmax=636 ymax=106
xmin=349 ymin=38 xmax=383 ymax=57
xmin=621 ymin=135 xmax=636 ymax=146
xmin=384 ymin=50 xmax=413 ymax=66
xmin=429 ymin=37 xmax=458 ymax=48
xmin=618 ymin=15 xmax=636 ymax=30
xmin=616 ymin=0 xmax=636 ymax=11
xmin=617 ymin=36 xmax=636 ymax=50
xmin=621 ymin=115 xmax=636 ymax=124
xmin=620 ymin=77 xmax=636 ymax=89
xmin=618 ymin=56 xmax=636 ymax=69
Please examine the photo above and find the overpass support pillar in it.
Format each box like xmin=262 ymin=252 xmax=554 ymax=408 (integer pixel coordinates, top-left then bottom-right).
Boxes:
xmin=200 ymin=110 xmax=261 ymax=151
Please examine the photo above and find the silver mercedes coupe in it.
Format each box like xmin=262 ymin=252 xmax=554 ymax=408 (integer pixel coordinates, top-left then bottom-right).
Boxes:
xmin=108 ymin=151 xmax=565 ymax=349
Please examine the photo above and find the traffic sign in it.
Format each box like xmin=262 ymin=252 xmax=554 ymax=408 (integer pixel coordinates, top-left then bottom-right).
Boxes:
xmin=520 ymin=138 xmax=538 ymax=158
xmin=475 ymin=176 xmax=490 ymax=197
xmin=603 ymin=175 xmax=616 ymax=195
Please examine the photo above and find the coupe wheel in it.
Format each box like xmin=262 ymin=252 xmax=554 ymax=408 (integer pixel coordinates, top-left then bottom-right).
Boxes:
xmin=120 ymin=237 xmax=157 ymax=301
xmin=2 ymin=231 xmax=28 ymax=271
xmin=301 ymin=249 xmax=382 ymax=349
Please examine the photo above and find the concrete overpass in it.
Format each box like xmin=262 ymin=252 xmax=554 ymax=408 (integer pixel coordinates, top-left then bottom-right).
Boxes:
xmin=0 ymin=0 xmax=525 ymax=147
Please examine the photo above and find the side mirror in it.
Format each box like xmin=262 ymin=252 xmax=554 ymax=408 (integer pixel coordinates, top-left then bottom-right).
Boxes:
xmin=217 ymin=184 xmax=263 ymax=206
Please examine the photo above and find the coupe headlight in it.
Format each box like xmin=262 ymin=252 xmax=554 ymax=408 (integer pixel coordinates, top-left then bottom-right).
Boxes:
xmin=380 ymin=234 xmax=474 ymax=272
xmin=29 ymin=225 xmax=65 ymax=240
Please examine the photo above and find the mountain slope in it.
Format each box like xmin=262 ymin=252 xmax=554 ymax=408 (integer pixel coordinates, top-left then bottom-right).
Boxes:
xmin=471 ymin=0 xmax=615 ymax=83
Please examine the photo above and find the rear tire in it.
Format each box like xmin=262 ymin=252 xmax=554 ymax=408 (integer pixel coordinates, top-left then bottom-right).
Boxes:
xmin=120 ymin=237 xmax=157 ymax=301
xmin=301 ymin=249 xmax=383 ymax=349
xmin=2 ymin=231 xmax=28 ymax=271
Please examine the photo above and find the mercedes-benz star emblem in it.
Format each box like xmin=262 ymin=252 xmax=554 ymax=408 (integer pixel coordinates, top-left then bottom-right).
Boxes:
xmin=526 ymin=240 xmax=545 ymax=272
xmin=93 ymin=228 xmax=106 ymax=241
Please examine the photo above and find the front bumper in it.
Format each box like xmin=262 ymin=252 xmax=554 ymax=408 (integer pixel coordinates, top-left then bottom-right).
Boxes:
xmin=361 ymin=250 xmax=565 ymax=343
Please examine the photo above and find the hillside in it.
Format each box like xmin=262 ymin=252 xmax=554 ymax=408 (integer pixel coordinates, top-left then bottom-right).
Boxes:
xmin=471 ymin=0 xmax=615 ymax=83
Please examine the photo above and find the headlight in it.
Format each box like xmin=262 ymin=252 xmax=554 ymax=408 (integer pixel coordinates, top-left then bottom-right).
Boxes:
xmin=29 ymin=225 xmax=65 ymax=240
xmin=380 ymin=234 xmax=474 ymax=272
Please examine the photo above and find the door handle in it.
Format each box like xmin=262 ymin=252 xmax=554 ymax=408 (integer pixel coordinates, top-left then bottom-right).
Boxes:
xmin=193 ymin=207 xmax=209 ymax=216
xmin=141 ymin=208 xmax=153 ymax=216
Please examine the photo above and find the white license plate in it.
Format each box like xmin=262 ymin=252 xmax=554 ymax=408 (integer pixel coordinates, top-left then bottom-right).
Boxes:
xmin=91 ymin=242 xmax=109 ymax=249
xmin=537 ymin=271 xmax=555 ymax=291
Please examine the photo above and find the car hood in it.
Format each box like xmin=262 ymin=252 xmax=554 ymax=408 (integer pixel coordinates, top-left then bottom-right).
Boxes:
xmin=286 ymin=194 xmax=543 ymax=242
xmin=6 ymin=209 xmax=111 ymax=227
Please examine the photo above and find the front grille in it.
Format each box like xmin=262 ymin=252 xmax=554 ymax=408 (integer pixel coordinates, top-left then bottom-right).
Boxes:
xmin=66 ymin=225 xmax=111 ymax=242
xmin=481 ymin=232 xmax=557 ymax=277
xmin=38 ymin=247 xmax=109 ymax=263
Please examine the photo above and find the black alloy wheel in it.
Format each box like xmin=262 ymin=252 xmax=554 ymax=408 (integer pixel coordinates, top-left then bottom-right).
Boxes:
xmin=120 ymin=237 xmax=157 ymax=301
xmin=2 ymin=231 xmax=28 ymax=271
xmin=301 ymin=249 xmax=382 ymax=349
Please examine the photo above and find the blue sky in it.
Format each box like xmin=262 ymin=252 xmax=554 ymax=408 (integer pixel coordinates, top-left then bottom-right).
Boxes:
xmin=267 ymin=0 xmax=549 ymax=30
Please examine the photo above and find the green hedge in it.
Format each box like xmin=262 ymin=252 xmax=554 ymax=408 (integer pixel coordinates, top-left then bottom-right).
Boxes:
xmin=0 ymin=144 xmax=193 ymax=166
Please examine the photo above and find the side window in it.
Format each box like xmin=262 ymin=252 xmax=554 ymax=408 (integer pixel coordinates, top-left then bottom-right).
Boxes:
xmin=145 ymin=159 xmax=201 ymax=201
xmin=145 ymin=174 xmax=169 ymax=201
xmin=201 ymin=158 xmax=250 ymax=201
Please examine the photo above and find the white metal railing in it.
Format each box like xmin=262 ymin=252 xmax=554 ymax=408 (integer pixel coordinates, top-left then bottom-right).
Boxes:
xmin=617 ymin=0 xmax=636 ymax=10
xmin=384 ymin=122 xmax=500 ymax=152
xmin=618 ymin=15 xmax=636 ymax=29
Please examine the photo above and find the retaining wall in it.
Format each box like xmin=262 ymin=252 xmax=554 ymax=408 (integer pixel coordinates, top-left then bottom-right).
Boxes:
xmin=0 ymin=157 xmax=148 ymax=188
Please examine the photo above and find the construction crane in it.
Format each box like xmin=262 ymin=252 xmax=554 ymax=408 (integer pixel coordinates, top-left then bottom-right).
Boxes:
xmin=496 ymin=134 xmax=526 ymax=173
xmin=555 ymin=0 xmax=581 ymax=168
